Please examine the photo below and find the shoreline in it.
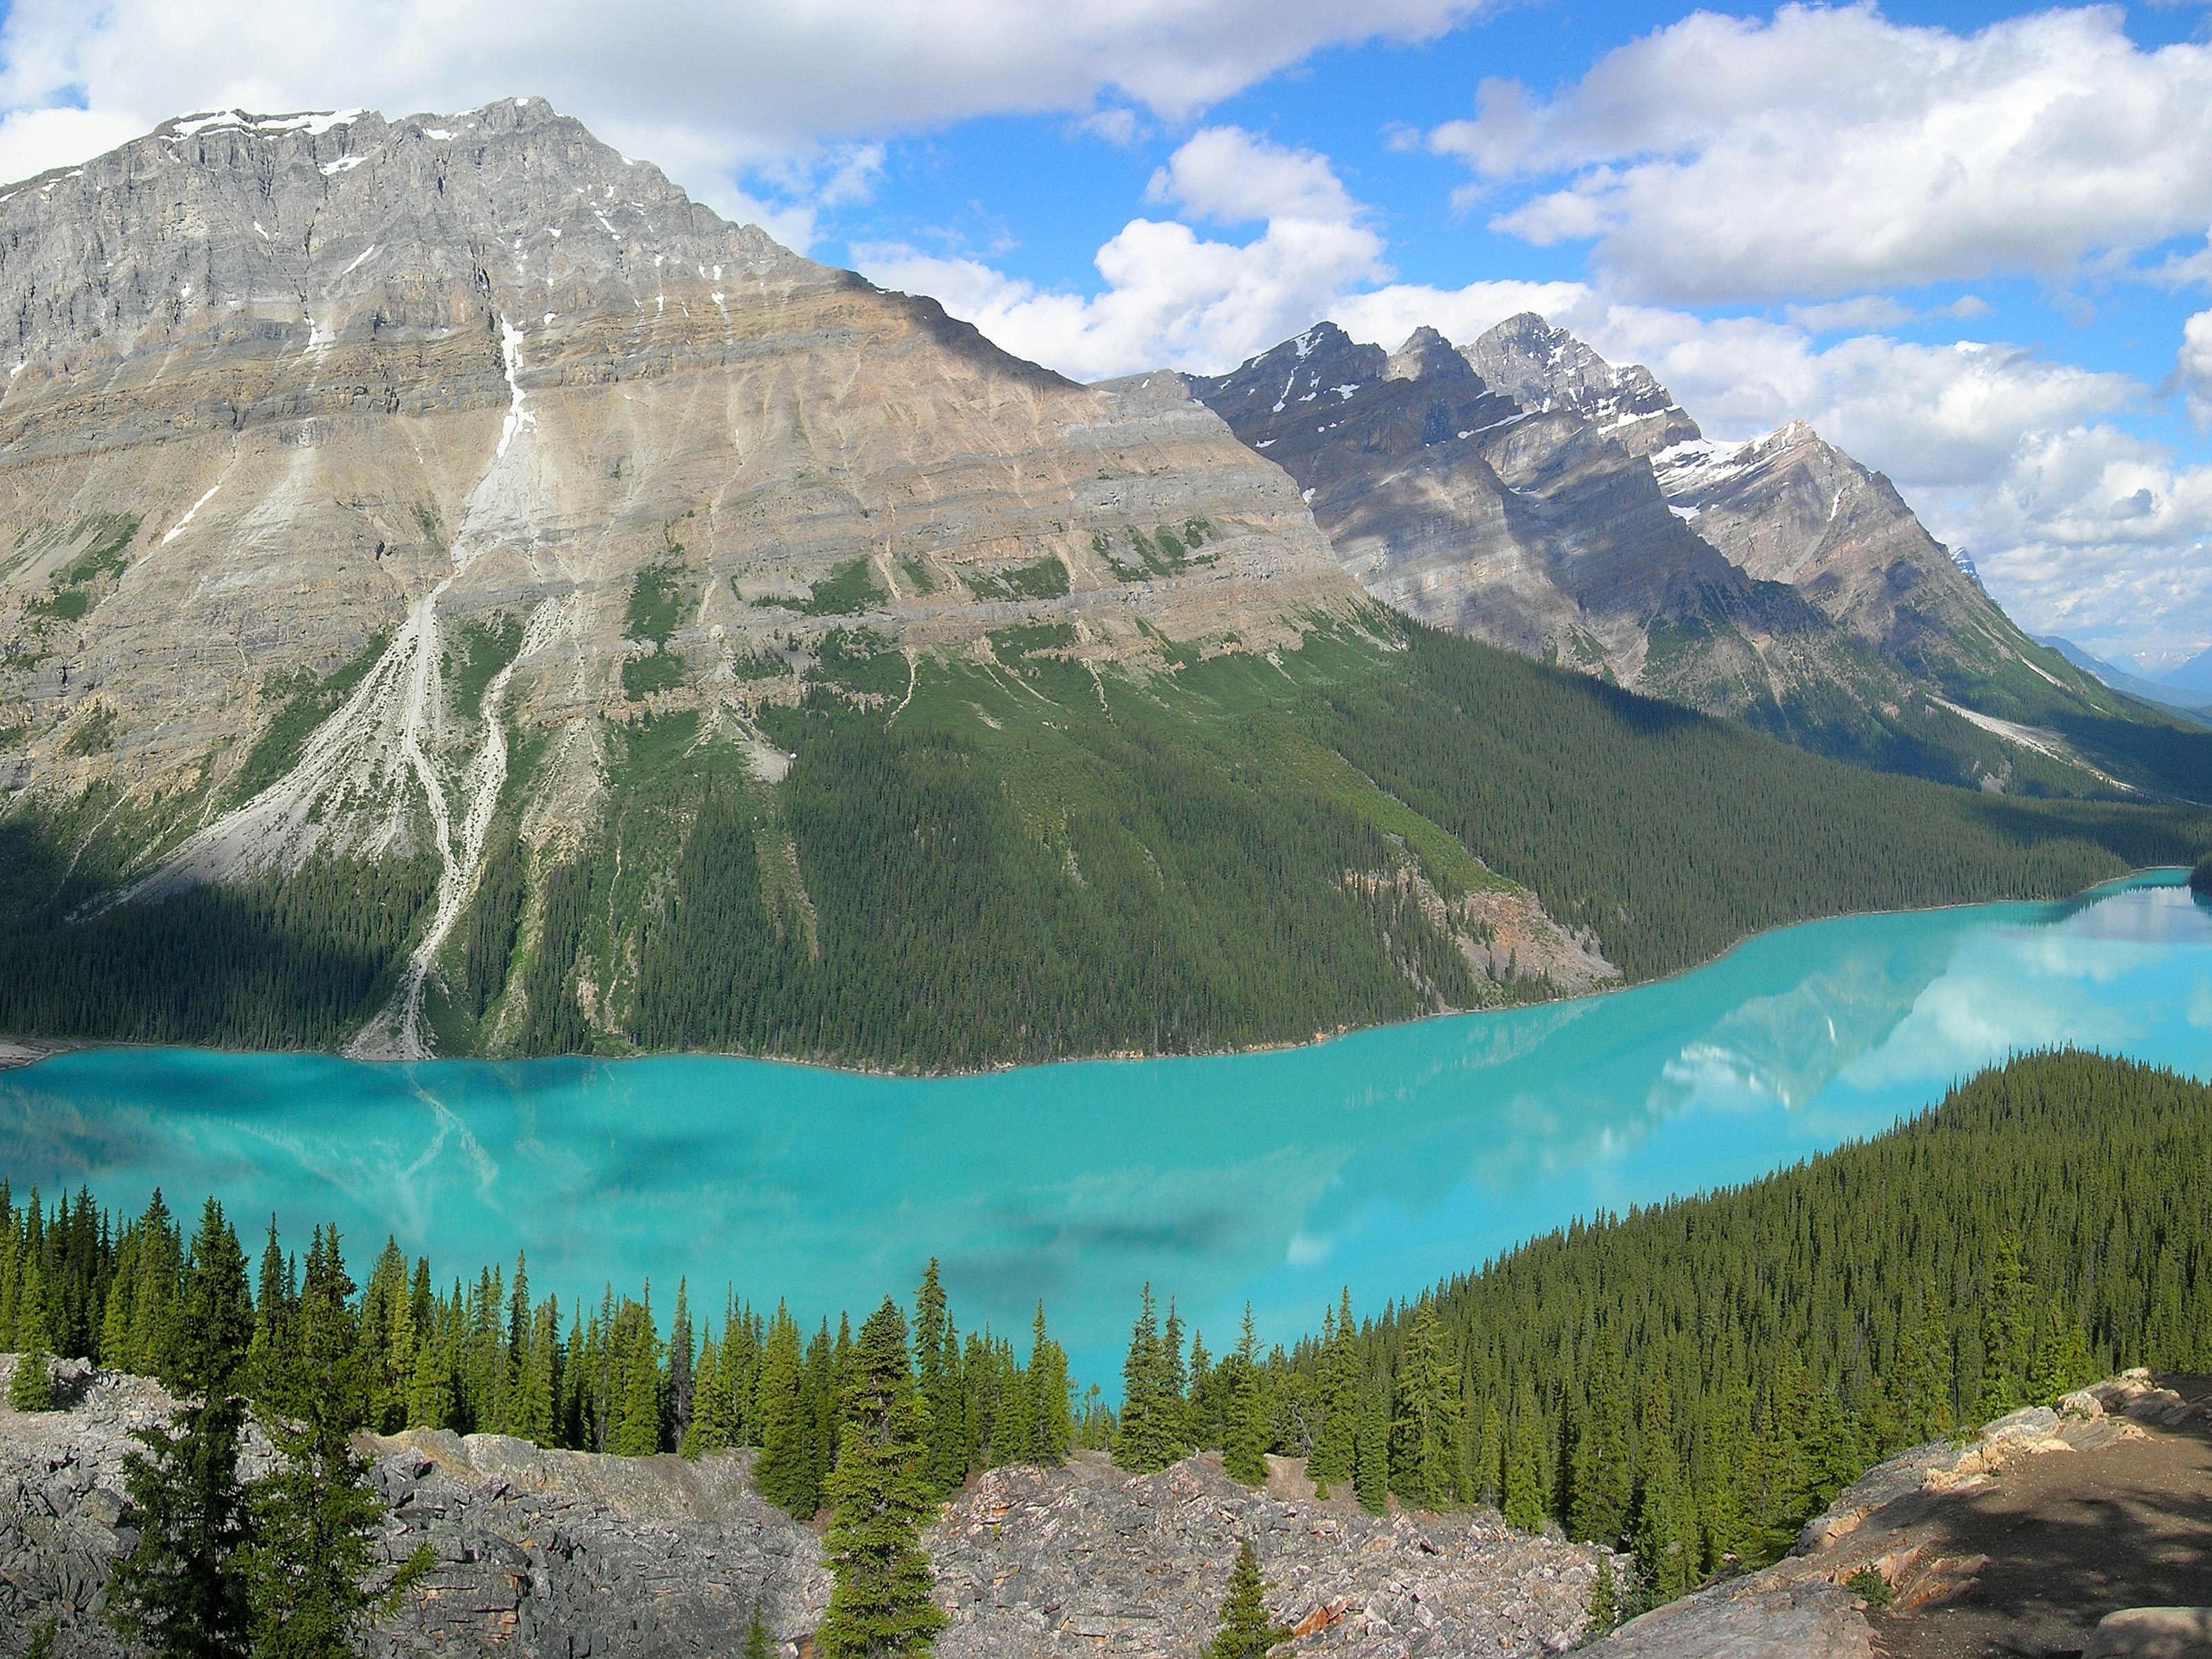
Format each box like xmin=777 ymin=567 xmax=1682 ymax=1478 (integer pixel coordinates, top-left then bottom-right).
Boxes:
xmin=0 ymin=865 xmax=2192 ymax=1082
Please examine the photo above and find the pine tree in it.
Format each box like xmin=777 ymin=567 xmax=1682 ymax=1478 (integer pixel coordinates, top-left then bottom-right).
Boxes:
xmin=744 ymin=1602 xmax=772 ymax=1659
xmin=817 ymin=1299 xmax=946 ymax=1659
xmin=1223 ymin=1307 xmax=1269 ymax=1488
xmin=106 ymin=1394 xmax=254 ymax=1658
xmin=754 ymin=1304 xmax=817 ymax=1519
xmin=10 ymin=1256 xmax=55 ymax=1412
xmin=1202 ymin=1541 xmax=1290 ymax=1659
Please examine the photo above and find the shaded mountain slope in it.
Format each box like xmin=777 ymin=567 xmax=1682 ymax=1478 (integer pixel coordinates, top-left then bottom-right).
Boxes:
xmin=1181 ymin=316 xmax=2212 ymax=802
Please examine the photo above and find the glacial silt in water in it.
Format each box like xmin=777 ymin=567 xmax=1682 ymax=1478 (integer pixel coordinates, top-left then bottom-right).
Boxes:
xmin=5 ymin=872 xmax=2209 ymax=1387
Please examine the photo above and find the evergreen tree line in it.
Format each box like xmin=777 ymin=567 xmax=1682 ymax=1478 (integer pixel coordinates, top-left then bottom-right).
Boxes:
xmin=9 ymin=619 xmax=2202 ymax=1069
xmin=1107 ymin=1051 xmax=2212 ymax=1608
xmin=0 ymin=1188 xmax=1108 ymax=1517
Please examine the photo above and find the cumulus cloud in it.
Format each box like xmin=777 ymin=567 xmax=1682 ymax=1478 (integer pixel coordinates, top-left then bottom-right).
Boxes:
xmin=860 ymin=126 xmax=1587 ymax=381
xmin=1431 ymin=3 xmax=2212 ymax=303
xmin=2183 ymin=311 xmax=2212 ymax=430
xmin=0 ymin=0 xmax=1485 ymax=204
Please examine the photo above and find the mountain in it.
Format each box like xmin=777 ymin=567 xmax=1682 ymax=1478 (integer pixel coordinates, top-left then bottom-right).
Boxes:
xmin=1181 ymin=317 xmax=2212 ymax=802
xmin=2042 ymin=637 xmax=2212 ymax=722
xmin=2162 ymin=644 xmax=2212 ymax=694
xmin=0 ymin=104 xmax=2201 ymax=1067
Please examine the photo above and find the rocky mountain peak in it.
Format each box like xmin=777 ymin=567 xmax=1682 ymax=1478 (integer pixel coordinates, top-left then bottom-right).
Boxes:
xmin=1461 ymin=313 xmax=1699 ymax=457
xmin=1385 ymin=326 xmax=1475 ymax=384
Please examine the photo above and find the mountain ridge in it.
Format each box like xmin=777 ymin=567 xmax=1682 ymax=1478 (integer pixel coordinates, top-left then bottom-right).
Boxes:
xmin=0 ymin=102 xmax=2204 ymax=1067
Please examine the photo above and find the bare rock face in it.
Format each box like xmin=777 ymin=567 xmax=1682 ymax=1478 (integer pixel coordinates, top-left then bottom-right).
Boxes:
xmin=1 ymin=1361 xmax=1611 ymax=1659
xmin=932 ymin=1452 xmax=1609 ymax=1658
xmin=0 ymin=98 xmax=1355 ymax=874
xmin=1653 ymin=421 xmax=2035 ymax=686
xmin=1459 ymin=313 xmax=1700 ymax=460
xmin=1175 ymin=321 xmax=1853 ymax=724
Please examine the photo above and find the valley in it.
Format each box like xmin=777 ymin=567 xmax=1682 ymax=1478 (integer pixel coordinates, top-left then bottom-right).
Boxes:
xmin=0 ymin=101 xmax=2206 ymax=1069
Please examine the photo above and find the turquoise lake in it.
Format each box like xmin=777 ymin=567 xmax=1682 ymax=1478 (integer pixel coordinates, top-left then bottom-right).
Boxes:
xmin=6 ymin=870 xmax=2211 ymax=1389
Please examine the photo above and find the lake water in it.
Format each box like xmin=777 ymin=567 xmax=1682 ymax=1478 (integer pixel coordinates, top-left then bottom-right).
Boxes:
xmin=6 ymin=871 xmax=2211 ymax=1389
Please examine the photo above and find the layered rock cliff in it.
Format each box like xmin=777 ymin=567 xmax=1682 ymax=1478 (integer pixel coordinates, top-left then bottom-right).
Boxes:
xmin=1179 ymin=316 xmax=2179 ymax=796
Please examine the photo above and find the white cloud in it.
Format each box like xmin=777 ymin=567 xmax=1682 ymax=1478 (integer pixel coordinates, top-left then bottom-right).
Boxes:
xmin=0 ymin=103 xmax=140 ymax=184
xmin=860 ymin=126 xmax=1390 ymax=379
xmin=2183 ymin=310 xmax=2212 ymax=430
xmin=862 ymin=126 xmax=1591 ymax=382
xmin=1431 ymin=3 xmax=2212 ymax=303
xmin=0 ymin=0 xmax=1485 ymax=198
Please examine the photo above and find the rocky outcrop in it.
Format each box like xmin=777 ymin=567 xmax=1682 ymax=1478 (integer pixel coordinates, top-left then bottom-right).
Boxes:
xmin=1 ymin=1357 xmax=1611 ymax=1659
xmin=934 ymin=1453 xmax=1607 ymax=1657
xmin=1593 ymin=1371 xmax=2212 ymax=1658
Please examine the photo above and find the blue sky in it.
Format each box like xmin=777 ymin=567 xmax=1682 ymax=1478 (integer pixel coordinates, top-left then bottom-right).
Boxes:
xmin=1 ymin=0 xmax=2207 ymax=664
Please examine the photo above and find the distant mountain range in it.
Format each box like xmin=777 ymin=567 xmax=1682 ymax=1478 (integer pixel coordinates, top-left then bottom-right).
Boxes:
xmin=1161 ymin=315 xmax=2212 ymax=800
xmin=0 ymin=102 xmax=2202 ymax=1067
xmin=2041 ymin=639 xmax=2212 ymax=723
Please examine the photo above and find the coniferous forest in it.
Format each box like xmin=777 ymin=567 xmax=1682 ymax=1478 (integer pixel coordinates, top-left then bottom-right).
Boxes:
xmin=0 ymin=617 xmax=2204 ymax=1067
xmin=6 ymin=1049 xmax=2210 ymax=1618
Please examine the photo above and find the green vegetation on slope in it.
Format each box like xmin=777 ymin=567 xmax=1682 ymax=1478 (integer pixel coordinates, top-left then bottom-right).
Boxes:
xmin=229 ymin=632 xmax=388 ymax=805
xmin=1324 ymin=615 xmax=2207 ymax=983
xmin=3 ymin=616 xmax=2206 ymax=1062
xmin=0 ymin=1188 xmax=1101 ymax=1502
xmin=0 ymin=807 xmax=435 ymax=1049
xmin=1103 ymin=1051 xmax=2212 ymax=1605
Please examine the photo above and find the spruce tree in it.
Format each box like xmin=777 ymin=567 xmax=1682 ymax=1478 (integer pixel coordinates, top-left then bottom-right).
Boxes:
xmin=2027 ymin=1297 xmax=2098 ymax=1405
xmin=744 ymin=1602 xmax=772 ymax=1659
xmin=1353 ymin=1389 xmax=1389 ymax=1515
xmin=1203 ymin=1542 xmax=1290 ymax=1659
xmin=1112 ymin=1284 xmax=1186 ymax=1474
xmin=1387 ymin=1302 xmax=1461 ymax=1510
xmin=1978 ymin=1230 xmax=2034 ymax=1420
xmin=107 ymin=1394 xmax=254 ymax=1659
xmin=1306 ymin=1292 xmax=1358 ymax=1496
xmin=912 ymin=1260 xmax=967 ymax=1492
xmin=10 ymin=1257 xmax=55 ymax=1412
xmin=240 ymin=1225 xmax=429 ymax=1658
xmin=179 ymin=1200 xmax=254 ymax=1397
xmin=1632 ymin=1366 xmax=1687 ymax=1602
xmin=817 ymin=1299 xmax=945 ymax=1659
xmin=1023 ymin=1303 xmax=1071 ymax=1467
xmin=1570 ymin=1340 xmax=1630 ymax=1543
xmin=667 ymin=1280 xmax=695 ymax=1452
xmin=1503 ymin=1400 xmax=1545 ymax=1533
xmin=1222 ymin=1307 xmax=1269 ymax=1488
xmin=754 ymin=1304 xmax=817 ymax=1519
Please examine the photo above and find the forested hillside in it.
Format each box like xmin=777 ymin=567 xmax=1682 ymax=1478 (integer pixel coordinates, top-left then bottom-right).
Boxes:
xmin=3 ymin=617 xmax=2204 ymax=1065
xmin=5 ymin=1051 xmax=2206 ymax=1613
xmin=1250 ymin=1049 xmax=2212 ymax=1597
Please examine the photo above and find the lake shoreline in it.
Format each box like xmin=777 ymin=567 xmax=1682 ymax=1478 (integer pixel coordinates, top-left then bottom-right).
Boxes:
xmin=1 ymin=865 xmax=2192 ymax=1082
